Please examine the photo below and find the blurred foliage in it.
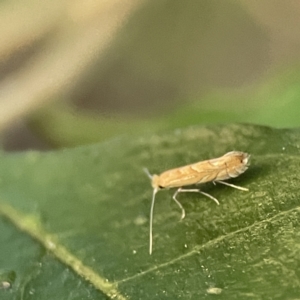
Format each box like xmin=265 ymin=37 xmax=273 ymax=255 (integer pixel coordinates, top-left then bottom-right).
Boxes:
xmin=1 ymin=1 xmax=300 ymax=150
xmin=29 ymin=66 xmax=300 ymax=147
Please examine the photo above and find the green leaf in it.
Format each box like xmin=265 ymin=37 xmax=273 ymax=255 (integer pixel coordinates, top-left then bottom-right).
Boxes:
xmin=1 ymin=123 xmax=300 ymax=299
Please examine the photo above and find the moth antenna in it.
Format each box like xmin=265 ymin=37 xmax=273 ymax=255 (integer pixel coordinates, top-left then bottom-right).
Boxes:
xmin=143 ymin=168 xmax=153 ymax=180
xmin=149 ymin=188 xmax=158 ymax=255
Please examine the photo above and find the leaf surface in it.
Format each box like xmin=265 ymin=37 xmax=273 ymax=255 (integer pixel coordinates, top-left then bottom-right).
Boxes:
xmin=1 ymin=124 xmax=300 ymax=299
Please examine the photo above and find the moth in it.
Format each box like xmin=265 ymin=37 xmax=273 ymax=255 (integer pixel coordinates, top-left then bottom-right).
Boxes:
xmin=144 ymin=151 xmax=250 ymax=254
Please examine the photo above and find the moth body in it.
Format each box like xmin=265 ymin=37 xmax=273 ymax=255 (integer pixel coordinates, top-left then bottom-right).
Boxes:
xmin=153 ymin=151 xmax=249 ymax=189
xmin=145 ymin=151 xmax=250 ymax=254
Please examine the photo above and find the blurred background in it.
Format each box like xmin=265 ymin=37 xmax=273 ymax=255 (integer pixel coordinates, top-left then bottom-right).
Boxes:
xmin=1 ymin=0 xmax=300 ymax=151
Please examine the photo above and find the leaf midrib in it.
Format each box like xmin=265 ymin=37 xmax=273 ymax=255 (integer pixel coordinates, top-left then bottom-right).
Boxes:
xmin=0 ymin=202 xmax=126 ymax=300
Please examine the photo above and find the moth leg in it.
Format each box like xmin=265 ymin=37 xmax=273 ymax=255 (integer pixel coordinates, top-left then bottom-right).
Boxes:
xmin=173 ymin=188 xmax=220 ymax=220
xmin=197 ymin=190 xmax=220 ymax=205
xmin=215 ymin=180 xmax=248 ymax=191
xmin=172 ymin=188 xmax=186 ymax=220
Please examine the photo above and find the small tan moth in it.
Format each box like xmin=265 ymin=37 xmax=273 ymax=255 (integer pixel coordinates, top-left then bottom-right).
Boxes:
xmin=144 ymin=151 xmax=250 ymax=254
